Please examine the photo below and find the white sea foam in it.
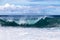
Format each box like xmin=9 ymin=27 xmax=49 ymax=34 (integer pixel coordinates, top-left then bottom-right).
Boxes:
xmin=0 ymin=27 xmax=60 ymax=40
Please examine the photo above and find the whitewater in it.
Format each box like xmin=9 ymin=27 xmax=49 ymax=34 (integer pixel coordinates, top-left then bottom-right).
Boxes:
xmin=0 ymin=27 xmax=60 ymax=40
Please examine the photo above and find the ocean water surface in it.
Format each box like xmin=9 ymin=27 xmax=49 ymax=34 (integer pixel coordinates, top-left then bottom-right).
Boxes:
xmin=0 ymin=15 xmax=60 ymax=40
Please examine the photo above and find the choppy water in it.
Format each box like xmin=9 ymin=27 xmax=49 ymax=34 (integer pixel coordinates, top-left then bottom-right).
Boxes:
xmin=0 ymin=27 xmax=60 ymax=40
xmin=0 ymin=15 xmax=60 ymax=27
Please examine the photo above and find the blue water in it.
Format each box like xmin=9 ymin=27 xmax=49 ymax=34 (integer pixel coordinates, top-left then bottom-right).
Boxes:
xmin=0 ymin=15 xmax=60 ymax=27
xmin=0 ymin=15 xmax=60 ymax=40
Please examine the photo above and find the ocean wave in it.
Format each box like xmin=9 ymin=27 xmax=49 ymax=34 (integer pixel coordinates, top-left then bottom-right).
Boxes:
xmin=0 ymin=16 xmax=60 ymax=28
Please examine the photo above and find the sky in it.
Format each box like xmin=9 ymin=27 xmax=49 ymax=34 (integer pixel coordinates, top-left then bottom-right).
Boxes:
xmin=0 ymin=0 xmax=60 ymax=15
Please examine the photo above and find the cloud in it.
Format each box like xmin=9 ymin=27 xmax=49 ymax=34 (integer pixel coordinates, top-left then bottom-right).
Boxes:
xmin=0 ymin=3 xmax=60 ymax=15
xmin=0 ymin=3 xmax=42 ymax=15
xmin=0 ymin=0 xmax=60 ymax=6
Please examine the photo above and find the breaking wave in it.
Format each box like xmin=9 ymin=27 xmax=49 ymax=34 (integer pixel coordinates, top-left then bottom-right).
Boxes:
xmin=0 ymin=15 xmax=60 ymax=28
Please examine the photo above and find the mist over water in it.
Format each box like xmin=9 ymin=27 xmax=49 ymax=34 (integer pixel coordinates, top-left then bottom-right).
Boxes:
xmin=0 ymin=26 xmax=60 ymax=40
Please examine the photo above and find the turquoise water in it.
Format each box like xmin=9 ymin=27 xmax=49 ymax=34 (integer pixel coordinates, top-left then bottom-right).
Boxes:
xmin=0 ymin=15 xmax=60 ymax=28
xmin=0 ymin=15 xmax=60 ymax=40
